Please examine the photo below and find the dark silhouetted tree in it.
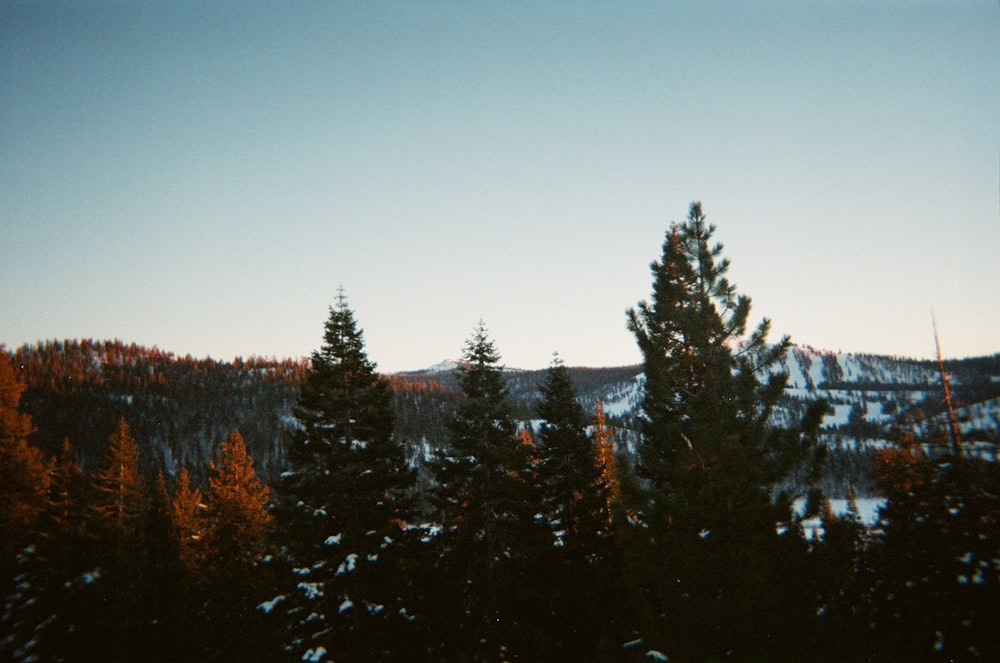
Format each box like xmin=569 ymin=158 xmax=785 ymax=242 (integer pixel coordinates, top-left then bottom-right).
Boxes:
xmin=80 ymin=417 xmax=147 ymax=661
xmin=0 ymin=438 xmax=79 ymax=663
xmin=624 ymin=203 xmax=826 ymax=660
xmin=867 ymin=438 xmax=999 ymax=661
xmin=533 ymin=354 xmax=619 ymax=659
xmin=277 ymin=290 xmax=419 ymax=661
xmin=427 ymin=321 xmax=547 ymax=660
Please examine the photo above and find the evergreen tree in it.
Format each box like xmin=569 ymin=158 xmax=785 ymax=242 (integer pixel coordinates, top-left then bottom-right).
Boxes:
xmin=82 ymin=417 xmax=147 ymax=661
xmin=90 ymin=418 xmax=145 ymax=550
xmin=624 ymin=203 xmax=826 ymax=660
xmin=140 ymin=471 xmax=188 ymax=662
xmin=1 ymin=438 xmax=81 ymax=663
xmin=867 ymin=438 xmax=999 ymax=661
xmin=428 ymin=321 xmax=546 ymax=661
xmin=172 ymin=466 xmax=205 ymax=575
xmin=810 ymin=488 xmax=873 ymax=661
xmin=206 ymin=429 xmax=272 ymax=568
xmin=200 ymin=429 xmax=276 ymax=662
xmin=277 ymin=290 xmax=418 ymax=661
xmin=533 ymin=354 xmax=618 ymax=659
xmin=0 ymin=351 xmax=49 ymax=557
xmin=43 ymin=439 xmax=85 ymax=559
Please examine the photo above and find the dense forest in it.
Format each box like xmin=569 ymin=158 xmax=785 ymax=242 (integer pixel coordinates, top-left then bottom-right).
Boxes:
xmin=2 ymin=204 xmax=997 ymax=662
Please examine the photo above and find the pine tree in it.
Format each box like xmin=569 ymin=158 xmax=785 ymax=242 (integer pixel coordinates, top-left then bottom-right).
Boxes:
xmin=277 ymin=291 xmax=418 ymax=661
xmin=1 ymin=438 xmax=84 ymax=663
xmin=0 ymin=350 xmax=50 ymax=557
xmin=43 ymin=439 xmax=85 ymax=557
xmin=206 ymin=429 xmax=271 ymax=568
xmin=427 ymin=321 xmax=546 ymax=661
xmin=811 ymin=488 xmax=872 ymax=661
xmin=172 ymin=466 xmax=205 ymax=575
xmin=90 ymin=417 xmax=145 ymax=554
xmin=533 ymin=355 xmax=618 ymax=659
xmin=84 ymin=417 xmax=147 ymax=661
xmin=867 ymin=437 xmax=999 ymax=661
xmin=197 ymin=429 xmax=276 ymax=663
xmin=624 ymin=203 xmax=826 ymax=660
xmin=139 ymin=471 xmax=189 ymax=662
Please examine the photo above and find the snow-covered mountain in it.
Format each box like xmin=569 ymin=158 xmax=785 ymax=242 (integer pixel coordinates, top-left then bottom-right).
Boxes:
xmin=579 ymin=345 xmax=995 ymax=437
xmin=400 ymin=345 xmax=999 ymax=452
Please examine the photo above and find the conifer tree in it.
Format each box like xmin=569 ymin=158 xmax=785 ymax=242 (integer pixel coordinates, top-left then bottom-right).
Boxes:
xmin=0 ymin=351 xmax=49 ymax=557
xmin=624 ymin=203 xmax=826 ymax=660
xmin=428 ymin=322 xmax=546 ymax=660
xmin=810 ymin=488 xmax=872 ymax=661
xmin=90 ymin=417 xmax=144 ymax=554
xmin=138 ymin=470 xmax=190 ymax=662
xmin=206 ymin=429 xmax=271 ymax=569
xmin=172 ymin=466 xmax=205 ymax=574
xmin=43 ymin=439 xmax=85 ymax=557
xmin=533 ymin=355 xmax=618 ymax=659
xmin=278 ymin=290 xmax=418 ymax=661
xmin=1 ymin=438 xmax=83 ymax=663
xmin=84 ymin=417 xmax=147 ymax=661
xmin=868 ymin=437 xmax=999 ymax=661
xmin=198 ymin=429 xmax=276 ymax=663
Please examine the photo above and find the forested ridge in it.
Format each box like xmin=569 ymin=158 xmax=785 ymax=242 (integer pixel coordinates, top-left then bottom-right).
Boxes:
xmin=8 ymin=340 xmax=996 ymax=489
xmin=2 ymin=204 xmax=997 ymax=662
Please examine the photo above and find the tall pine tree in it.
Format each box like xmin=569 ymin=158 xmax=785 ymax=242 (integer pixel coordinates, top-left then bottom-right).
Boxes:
xmin=624 ymin=203 xmax=826 ymax=660
xmin=0 ymin=351 xmax=49 ymax=557
xmin=199 ymin=429 xmax=276 ymax=663
xmin=533 ymin=354 xmax=619 ymax=660
xmin=90 ymin=418 xmax=145 ymax=557
xmin=427 ymin=321 xmax=546 ymax=661
xmin=81 ymin=417 xmax=147 ymax=662
xmin=277 ymin=290 xmax=418 ymax=661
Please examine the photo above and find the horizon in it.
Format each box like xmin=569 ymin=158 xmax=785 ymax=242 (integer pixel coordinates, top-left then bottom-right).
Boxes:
xmin=5 ymin=332 xmax=993 ymax=375
xmin=2 ymin=3 xmax=997 ymax=373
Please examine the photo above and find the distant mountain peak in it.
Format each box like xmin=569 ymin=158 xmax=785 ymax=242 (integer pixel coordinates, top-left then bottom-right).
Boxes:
xmin=423 ymin=358 xmax=466 ymax=373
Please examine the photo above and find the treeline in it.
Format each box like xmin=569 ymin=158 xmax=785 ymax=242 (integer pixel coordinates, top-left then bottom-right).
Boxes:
xmin=2 ymin=203 xmax=997 ymax=662
xmin=10 ymin=339 xmax=305 ymax=483
xmin=0 ymin=366 xmax=278 ymax=661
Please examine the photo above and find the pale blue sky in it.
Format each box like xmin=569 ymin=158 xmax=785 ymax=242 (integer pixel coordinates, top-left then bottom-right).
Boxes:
xmin=2 ymin=1 xmax=997 ymax=372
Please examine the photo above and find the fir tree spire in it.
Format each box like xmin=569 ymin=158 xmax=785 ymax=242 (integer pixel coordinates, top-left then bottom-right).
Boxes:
xmin=277 ymin=292 xmax=417 ymax=662
xmin=90 ymin=418 xmax=144 ymax=550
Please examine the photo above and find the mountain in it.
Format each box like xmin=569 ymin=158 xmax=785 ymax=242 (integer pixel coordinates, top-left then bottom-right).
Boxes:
xmin=6 ymin=340 xmax=998 ymax=493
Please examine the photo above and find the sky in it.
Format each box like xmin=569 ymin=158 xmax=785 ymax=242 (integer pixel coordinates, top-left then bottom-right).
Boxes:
xmin=2 ymin=1 xmax=997 ymax=373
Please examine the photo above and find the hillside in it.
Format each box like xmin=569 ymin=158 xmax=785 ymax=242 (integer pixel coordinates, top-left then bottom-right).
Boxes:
xmin=6 ymin=339 xmax=998 ymax=491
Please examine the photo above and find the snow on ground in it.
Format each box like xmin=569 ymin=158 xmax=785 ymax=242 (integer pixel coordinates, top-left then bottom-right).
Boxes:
xmin=793 ymin=497 xmax=886 ymax=540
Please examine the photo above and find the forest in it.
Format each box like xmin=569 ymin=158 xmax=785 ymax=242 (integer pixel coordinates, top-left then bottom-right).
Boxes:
xmin=2 ymin=204 xmax=996 ymax=662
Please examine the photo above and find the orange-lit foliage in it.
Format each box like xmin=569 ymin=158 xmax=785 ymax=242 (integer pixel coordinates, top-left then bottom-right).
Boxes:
xmin=206 ymin=430 xmax=271 ymax=569
xmin=873 ymin=435 xmax=929 ymax=498
xmin=593 ymin=397 xmax=619 ymax=512
xmin=0 ymin=351 xmax=50 ymax=553
xmin=172 ymin=467 xmax=206 ymax=573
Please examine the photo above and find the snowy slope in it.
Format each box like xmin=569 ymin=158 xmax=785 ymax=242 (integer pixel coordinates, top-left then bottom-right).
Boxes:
xmin=584 ymin=344 xmax=996 ymax=438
